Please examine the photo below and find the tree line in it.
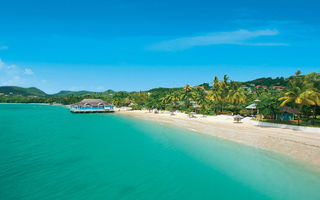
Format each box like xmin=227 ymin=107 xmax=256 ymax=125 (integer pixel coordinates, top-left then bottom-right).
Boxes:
xmin=1 ymin=71 xmax=319 ymax=126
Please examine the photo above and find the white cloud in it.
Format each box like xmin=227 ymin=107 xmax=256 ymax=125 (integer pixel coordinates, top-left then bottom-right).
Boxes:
xmin=148 ymin=29 xmax=287 ymax=51
xmin=69 ymin=86 xmax=80 ymax=91
xmin=96 ymin=86 xmax=105 ymax=91
xmin=24 ymin=68 xmax=34 ymax=75
xmin=0 ymin=59 xmax=36 ymax=86
xmin=0 ymin=46 xmax=8 ymax=50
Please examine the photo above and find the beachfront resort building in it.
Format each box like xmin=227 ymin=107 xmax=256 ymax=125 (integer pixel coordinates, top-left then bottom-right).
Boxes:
xmin=276 ymin=106 xmax=299 ymax=121
xmin=70 ymin=99 xmax=114 ymax=113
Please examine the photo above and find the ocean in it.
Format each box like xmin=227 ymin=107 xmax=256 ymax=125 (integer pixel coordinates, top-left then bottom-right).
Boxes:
xmin=0 ymin=104 xmax=320 ymax=200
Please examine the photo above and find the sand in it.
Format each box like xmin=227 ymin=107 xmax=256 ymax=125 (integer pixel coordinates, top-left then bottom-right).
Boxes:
xmin=117 ymin=110 xmax=320 ymax=168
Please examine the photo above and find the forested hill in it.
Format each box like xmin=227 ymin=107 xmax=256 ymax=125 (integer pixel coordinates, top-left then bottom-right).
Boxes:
xmin=53 ymin=90 xmax=96 ymax=97
xmin=148 ymin=87 xmax=182 ymax=93
xmin=0 ymin=86 xmax=116 ymax=97
xmin=0 ymin=86 xmax=47 ymax=97
xmin=244 ymin=77 xmax=288 ymax=87
xmin=53 ymin=89 xmax=116 ymax=96
xmin=0 ymin=75 xmax=305 ymax=97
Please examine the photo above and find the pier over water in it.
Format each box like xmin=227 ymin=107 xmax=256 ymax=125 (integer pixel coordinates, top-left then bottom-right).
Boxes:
xmin=70 ymin=99 xmax=114 ymax=113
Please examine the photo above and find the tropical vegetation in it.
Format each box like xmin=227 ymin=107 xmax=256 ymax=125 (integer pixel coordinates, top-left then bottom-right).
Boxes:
xmin=1 ymin=71 xmax=319 ymax=126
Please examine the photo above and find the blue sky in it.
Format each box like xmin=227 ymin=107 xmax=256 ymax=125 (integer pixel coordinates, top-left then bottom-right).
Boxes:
xmin=0 ymin=0 xmax=319 ymax=94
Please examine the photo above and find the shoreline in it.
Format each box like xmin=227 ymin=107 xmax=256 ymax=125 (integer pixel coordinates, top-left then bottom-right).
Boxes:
xmin=117 ymin=110 xmax=320 ymax=168
xmin=0 ymin=102 xmax=68 ymax=107
xmin=0 ymin=103 xmax=51 ymax=105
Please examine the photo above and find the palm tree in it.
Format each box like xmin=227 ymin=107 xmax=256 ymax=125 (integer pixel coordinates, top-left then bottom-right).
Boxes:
xmin=184 ymin=84 xmax=192 ymax=93
xmin=211 ymin=75 xmax=230 ymax=112
xmin=228 ymin=83 xmax=247 ymax=114
xmin=303 ymin=90 xmax=320 ymax=125
xmin=279 ymin=72 xmax=316 ymax=125
xmin=181 ymin=84 xmax=192 ymax=108
xmin=166 ymin=91 xmax=181 ymax=110
xmin=220 ymin=75 xmax=230 ymax=112
xmin=208 ymin=90 xmax=221 ymax=114
xmin=213 ymin=76 xmax=221 ymax=90
xmin=191 ymin=89 xmax=209 ymax=113
xmin=163 ymin=94 xmax=170 ymax=104
xmin=257 ymin=93 xmax=281 ymax=120
xmin=112 ymin=98 xmax=122 ymax=107
xmin=304 ymin=72 xmax=320 ymax=124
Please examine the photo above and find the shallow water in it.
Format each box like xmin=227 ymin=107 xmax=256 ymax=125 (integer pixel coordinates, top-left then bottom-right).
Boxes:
xmin=0 ymin=104 xmax=320 ymax=200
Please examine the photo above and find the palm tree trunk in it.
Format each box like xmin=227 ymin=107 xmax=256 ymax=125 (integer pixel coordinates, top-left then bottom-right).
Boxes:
xmin=312 ymin=107 xmax=316 ymax=125
xmin=297 ymin=105 xmax=303 ymax=126
xmin=235 ymin=104 xmax=238 ymax=114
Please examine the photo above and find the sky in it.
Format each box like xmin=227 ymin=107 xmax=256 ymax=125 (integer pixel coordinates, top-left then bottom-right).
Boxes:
xmin=0 ymin=0 xmax=319 ymax=94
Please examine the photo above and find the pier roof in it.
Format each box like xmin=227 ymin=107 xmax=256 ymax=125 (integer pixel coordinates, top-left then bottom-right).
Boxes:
xmin=73 ymin=99 xmax=111 ymax=106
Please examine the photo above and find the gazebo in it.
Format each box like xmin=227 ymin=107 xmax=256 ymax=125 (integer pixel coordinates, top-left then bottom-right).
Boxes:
xmin=246 ymin=104 xmax=257 ymax=110
xmin=70 ymin=99 xmax=114 ymax=113
xmin=246 ymin=103 xmax=257 ymax=116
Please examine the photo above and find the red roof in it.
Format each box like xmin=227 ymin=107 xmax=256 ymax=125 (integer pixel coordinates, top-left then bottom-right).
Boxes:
xmin=255 ymin=85 xmax=267 ymax=89
xmin=270 ymin=86 xmax=285 ymax=90
xmin=193 ymin=86 xmax=205 ymax=89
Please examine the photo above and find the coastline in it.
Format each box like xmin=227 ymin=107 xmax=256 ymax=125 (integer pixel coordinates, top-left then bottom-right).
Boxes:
xmin=117 ymin=110 xmax=320 ymax=168
xmin=0 ymin=103 xmax=68 ymax=107
xmin=0 ymin=103 xmax=51 ymax=105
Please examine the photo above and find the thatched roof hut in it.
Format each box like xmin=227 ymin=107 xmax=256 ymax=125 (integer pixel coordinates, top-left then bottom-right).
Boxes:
xmin=72 ymin=99 xmax=111 ymax=106
xmin=281 ymin=106 xmax=300 ymax=114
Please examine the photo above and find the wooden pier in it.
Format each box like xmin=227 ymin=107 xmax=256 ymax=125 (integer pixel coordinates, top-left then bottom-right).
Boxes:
xmin=70 ymin=108 xmax=114 ymax=113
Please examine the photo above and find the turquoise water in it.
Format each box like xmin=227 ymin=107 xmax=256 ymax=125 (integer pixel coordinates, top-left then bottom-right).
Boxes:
xmin=1 ymin=104 xmax=320 ymax=200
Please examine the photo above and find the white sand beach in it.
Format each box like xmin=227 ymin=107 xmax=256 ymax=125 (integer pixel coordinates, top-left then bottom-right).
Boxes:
xmin=118 ymin=110 xmax=320 ymax=167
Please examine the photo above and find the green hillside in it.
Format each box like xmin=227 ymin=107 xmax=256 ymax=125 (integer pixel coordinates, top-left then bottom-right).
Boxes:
xmin=244 ymin=77 xmax=288 ymax=87
xmin=53 ymin=90 xmax=96 ymax=97
xmin=148 ymin=87 xmax=182 ymax=93
xmin=0 ymin=86 xmax=47 ymax=97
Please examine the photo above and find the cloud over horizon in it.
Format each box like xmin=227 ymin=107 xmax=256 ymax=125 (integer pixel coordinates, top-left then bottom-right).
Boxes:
xmin=24 ymin=68 xmax=34 ymax=75
xmin=148 ymin=29 xmax=288 ymax=51
xmin=0 ymin=59 xmax=35 ymax=86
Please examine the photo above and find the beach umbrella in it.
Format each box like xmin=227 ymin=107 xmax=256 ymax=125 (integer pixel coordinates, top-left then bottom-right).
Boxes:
xmin=246 ymin=104 xmax=256 ymax=110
